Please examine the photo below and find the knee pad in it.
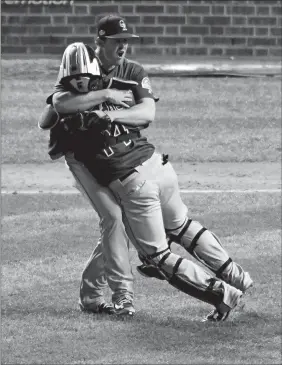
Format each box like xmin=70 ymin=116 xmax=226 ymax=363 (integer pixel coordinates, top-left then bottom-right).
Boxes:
xmin=166 ymin=218 xmax=207 ymax=253
xmin=142 ymin=247 xmax=172 ymax=280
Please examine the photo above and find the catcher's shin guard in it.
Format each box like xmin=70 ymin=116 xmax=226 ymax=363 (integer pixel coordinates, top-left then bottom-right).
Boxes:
xmin=148 ymin=249 xmax=241 ymax=310
xmin=166 ymin=218 xmax=252 ymax=292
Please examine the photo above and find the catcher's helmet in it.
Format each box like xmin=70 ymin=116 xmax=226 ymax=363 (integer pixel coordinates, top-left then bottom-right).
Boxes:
xmin=56 ymin=42 xmax=102 ymax=93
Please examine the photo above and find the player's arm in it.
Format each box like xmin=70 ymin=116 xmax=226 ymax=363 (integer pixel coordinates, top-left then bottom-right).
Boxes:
xmin=106 ymin=97 xmax=155 ymax=126
xmin=53 ymin=89 xmax=107 ymax=114
xmin=53 ymin=88 xmax=133 ymax=115
xmin=105 ymin=71 xmax=157 ymax=126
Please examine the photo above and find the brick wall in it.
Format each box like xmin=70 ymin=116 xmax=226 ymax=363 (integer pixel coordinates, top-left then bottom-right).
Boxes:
xmin=1 ymin=0 xmax=282 ymax=57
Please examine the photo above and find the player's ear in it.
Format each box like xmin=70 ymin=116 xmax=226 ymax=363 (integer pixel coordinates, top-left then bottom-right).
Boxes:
xmin=95 ymin=37 xmax=105 ymax=48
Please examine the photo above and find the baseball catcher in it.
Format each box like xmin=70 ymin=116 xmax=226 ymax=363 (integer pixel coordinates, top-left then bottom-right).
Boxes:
xmin=65 ymin=87 xmax=254 ymax=322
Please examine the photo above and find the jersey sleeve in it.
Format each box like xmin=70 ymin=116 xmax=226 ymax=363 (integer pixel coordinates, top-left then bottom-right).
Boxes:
xmin=129 ymin=63 xmax=159 ymax=102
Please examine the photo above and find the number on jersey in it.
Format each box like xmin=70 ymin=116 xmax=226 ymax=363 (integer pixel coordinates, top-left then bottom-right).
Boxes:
xmin=103 ymin=124 xmax=131 ymax=157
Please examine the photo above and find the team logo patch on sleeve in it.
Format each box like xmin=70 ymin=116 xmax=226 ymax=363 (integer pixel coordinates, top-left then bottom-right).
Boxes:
xmin=141 ymin=77 xmax=152 ymax=93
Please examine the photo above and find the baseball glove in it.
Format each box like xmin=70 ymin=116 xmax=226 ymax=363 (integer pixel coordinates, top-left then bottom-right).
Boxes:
xmin=61 ymin=110 xmax=112 ymax=134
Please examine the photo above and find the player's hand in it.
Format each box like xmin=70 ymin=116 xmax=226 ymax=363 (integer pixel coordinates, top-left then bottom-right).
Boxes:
xmin=61 ymin=110 xmax=112 ymax=133
xmin=105 ymin=89 xmax=132 ymax=108
xmin=61 ymin=112 xmax=85 ymax=132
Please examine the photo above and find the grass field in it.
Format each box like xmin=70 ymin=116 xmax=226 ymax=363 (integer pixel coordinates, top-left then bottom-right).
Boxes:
xmin=2 ymin=193 xmax=281 ymax=364
xmin=1 ymin=59 xmax=282 ymax=364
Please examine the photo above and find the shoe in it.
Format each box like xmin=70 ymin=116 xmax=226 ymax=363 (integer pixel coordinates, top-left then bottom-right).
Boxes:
xmin=201 ymin=290 xmax=244 ymax=322
xmin=113 ymin=298 xmax=135 ymax=316
xmin=242 ymin=272 xmax=253 ymax=293
xmin=79 ymin=300 xmax=115 ymax=315
xmin=202 ymin=288 xmax=243 ymax=322
xmin=136 ymin=264 xmax=166 ymax=280
xmin=201 ymin=308 xmax=231 ymax=322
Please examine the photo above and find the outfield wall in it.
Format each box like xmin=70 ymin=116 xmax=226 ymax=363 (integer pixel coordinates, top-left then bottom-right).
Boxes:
xmin=1 ymin=0 xmax=282 ymax=57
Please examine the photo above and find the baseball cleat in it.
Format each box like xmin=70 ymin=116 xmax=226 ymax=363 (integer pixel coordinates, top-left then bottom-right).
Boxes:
xmin=201 ymin=288 xmax=245 ymax=322
xmin=201 ymin=308 xmax=231 ymax=322
xmin=136 ymin=264 xmax=166 ymax=280
xmin=79 ymin=301 xmax=115 ymax=315
xmin=113 ymin=298 xmax=135 ymax=316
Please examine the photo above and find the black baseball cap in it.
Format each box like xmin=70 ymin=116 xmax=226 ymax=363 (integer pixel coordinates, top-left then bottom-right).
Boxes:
xmin=97 ymin=15 xmax=139 ymax=39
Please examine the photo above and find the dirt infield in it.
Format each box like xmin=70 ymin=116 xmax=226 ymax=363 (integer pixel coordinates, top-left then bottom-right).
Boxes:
xmin=2 ymin=161 xmax=280 ymax=193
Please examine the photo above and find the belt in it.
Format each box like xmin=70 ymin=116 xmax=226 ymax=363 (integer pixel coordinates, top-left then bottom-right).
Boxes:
xmin=119 ymin=169 xmax=137 ymax=182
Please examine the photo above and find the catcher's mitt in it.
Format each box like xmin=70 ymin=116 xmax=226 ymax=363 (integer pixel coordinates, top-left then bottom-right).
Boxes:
xmin=60 ymin=110 xmax=112 ymax=133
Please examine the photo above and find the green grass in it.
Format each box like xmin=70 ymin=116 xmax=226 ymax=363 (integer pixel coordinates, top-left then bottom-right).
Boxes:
xmin=2 ymin=193 xmax=281 ymax=364
xmin=1 ymin=59 xmax=281 ymax=164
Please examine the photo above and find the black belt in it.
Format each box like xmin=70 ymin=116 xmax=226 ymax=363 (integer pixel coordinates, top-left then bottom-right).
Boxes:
xmin=119 ymin=169 xmax=137 ymax=182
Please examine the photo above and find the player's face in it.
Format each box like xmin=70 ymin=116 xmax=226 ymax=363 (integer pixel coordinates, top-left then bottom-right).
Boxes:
xmin=102 ymin=38 xmax=129 ymax=66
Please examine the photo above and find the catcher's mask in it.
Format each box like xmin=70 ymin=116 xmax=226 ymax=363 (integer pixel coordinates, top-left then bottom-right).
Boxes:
xmin=57 ymin=42 xmax=103 ymax=93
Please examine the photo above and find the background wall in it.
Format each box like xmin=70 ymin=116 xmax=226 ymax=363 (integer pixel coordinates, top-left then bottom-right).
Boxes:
xmin=1 ymin=0 xmax=282 ymax=57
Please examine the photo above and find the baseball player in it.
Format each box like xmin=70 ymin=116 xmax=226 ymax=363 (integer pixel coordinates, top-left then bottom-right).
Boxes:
xmin=60 ymin=69 xmax=254 ymax=321
xmin=68 ymin=115 xmax=254 ymax=321
xmin=39 ymin=15 xmax=158 ymax=316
